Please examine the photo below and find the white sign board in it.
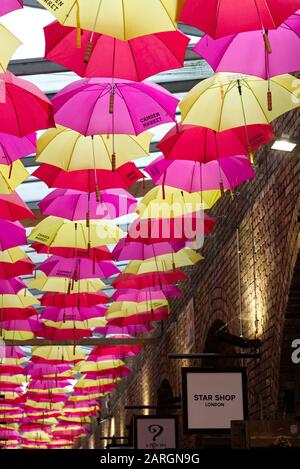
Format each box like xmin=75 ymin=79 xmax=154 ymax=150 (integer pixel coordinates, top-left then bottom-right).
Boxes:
xmin=134 ymin=416 xmax=178 ymax=449
xmin=182 ymin=368 xmax=248 ymax=433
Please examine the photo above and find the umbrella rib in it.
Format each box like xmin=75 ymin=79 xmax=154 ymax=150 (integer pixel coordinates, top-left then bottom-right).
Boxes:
xmin=217 ymin=81 xmax=232 ymax=131
xmin=245 ymin=83 xmax=271 ymax=122
xmin=66 ymin=133 xmax=82 ymax=171
xmin=158 ymin=0 xmax=177 ymax=28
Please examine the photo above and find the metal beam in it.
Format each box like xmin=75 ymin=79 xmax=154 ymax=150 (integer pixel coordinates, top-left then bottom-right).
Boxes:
xmin=4 ymin=337 xmax=159 ymax=346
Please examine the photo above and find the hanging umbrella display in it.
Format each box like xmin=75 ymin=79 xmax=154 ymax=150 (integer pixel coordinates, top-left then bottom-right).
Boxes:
xmin=113 ymin=237 xmax=186 ymax=261
xmin=31 ymin=243 xmax=113 ymax=261
xmin=36 ymin=125 xmax=152 ymax=171
xmin=106 ymin=305 xmax=169 ymax=327
xmin=53 ymin=78 xmax=178 ymax=136
xmin=0 ymin=132 xmax=36 ymax=166
xmin=36 ymin=324 xmax=93 ymax=341
xmin=112 ymin=286 xmax=181 ymax=302
xmin=33 ymin=162 xmax=144 ymax=192
xmin=0 ymin=307 xmax=37 ymax=321
xmin=38 ymin=256 xmax=120 ymax=280
xmin=180 ymin=73 xmax=300 ymax=131
xmin=44 ymin=22 xmax=189 ymax=81
xmin=0 ymin=319 xmax=36 ymax=340
xmin=180 ymin=0 xmax=300 ymax=38
xmin=39 ymin=188 xmax=137 ymax=221
xmin=0 ymin=193 xmax=35 ymax=221
xmin=158 ymin=123 xmax=275 ymax=163
xmin=40 ymin=306 xmax=107 ymax=323
xmin=29 ymin=217 xmax=124 ymax=249
xmin=145 ymin=155 xmax=255 ymax=193
xmin=112 ymin=270 xmax=186 ymax=290
xmin=40 ymin=290 xmax=109 ymax=308
xmin=0 ymin=278 xmax=26 ymax=295
xmin=194 ymin=13 xmax=300 ymax=79
xmin=0 ymin=258 xmax=35 ymax=279
xmin=29 ymin=273 xmax=105 ymax=294
xmin=0 ymin=24 xmax=21 ymax=73
xmin=0 ymin=220 xmax=26 ymax=251
xmin=0 ymin=289 xmax=38 ymax=308
xmin=31 ymin=346 xmax=85 ymax=364
xmin=37 ymin=0 xmax=183 ymax=40
xmin=95 ymin=323 xmax=153 ymax=337
xmin=0 ymin=72 xmax=54 ymax=136
xmin=0 ymin=160 xmax=29 ymax=194
xmin=0 ymin=1 xmax=23 ymax=17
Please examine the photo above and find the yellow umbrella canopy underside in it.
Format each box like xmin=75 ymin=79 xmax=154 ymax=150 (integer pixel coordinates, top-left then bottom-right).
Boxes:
xmin=0 ymin=289 xmax=39 ymax=308
xmin=0 ymin=24 xmax=22 ymax=73
xmin=0 ymin=160 xmax=30 ymax=194
xmin=0 ymin=247 xmax=29 ymax=264
xmin=29 ymin=272 xmax=105 ymax=293
xmin=180 ymin=73 xmax=300 ymax=131
xmin=32 ymin=345 xmax=86 ymax=362
xmin=37 ymin=126 xmax=153 ymax=171
xmin=37 ymin=0 xmax=184 ymax=40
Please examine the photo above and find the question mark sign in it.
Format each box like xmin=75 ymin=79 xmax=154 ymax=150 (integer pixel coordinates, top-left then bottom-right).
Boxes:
xmin=148 ymin=424 xmax=164 ymax=442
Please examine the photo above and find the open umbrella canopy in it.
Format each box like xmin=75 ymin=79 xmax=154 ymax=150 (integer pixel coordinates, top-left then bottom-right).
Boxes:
xmin=31 ymin=243 xmax=113 ymax=261
xmin=29 ymin=272 xmax=106 ymax=293
xmin=39 ymin=256 xmax=119 ymax=279
xmin=112 ymin=270 xmax=186 ymax=290
xmin=0 ymin=277 xmax=26 ymax=295
xmin=0 ymin=160 xmax=29 ymax=194
xmin=0 ymin=72 xmax=54 ymax=136
xmin=145 ymin=155 xmax=255 ymax=192
xmin=40 ymin=305 xmax=107 ymax=323
xmin=0 ymin=24 xmax=21 ymax=73
xmin=37 ymin=125 xmax=152 ymax=170
xmin=194 ymin=13 xmax=300 ymax=79
xmin=37 ymin=0 xmax=184 ymax=40
xmin=36 ymin=325 xmax=93 ymax=341
xmin=0 ymin=193 xmax=35 ymax=221
xmin=0 ymin=132 xmax=36 ymax=165
xmin=40 ymin=290 xmax=109 ymax=308
xmin=0 ymin=307 xmax=37 ymax=321
xmin=180 ymin=0 xmax=300 ymax=38
xmin=31 ymin=346 xmax=85 ymax=364
xmin=0 ymin=289 xmax=39 ymax=308
xmin=180 ymin=73 xmax=300 ymax=131
xmin=39 ymin=188 xmax=137 ymax=221
xmin=112 ymin=286 xmax=181 ymax=302
xmin=0 ymin=220 xmax=26 ymax=251
xmin=107 ymin=306 xmax=169 ymax=326
xmin=33 ymin=162 xmax=144 ymax=192
xmin=45 ymin=22 xmax=189 ymax=81
xmin=0 ymin=258 xmax=35 ymax=279
xmin=29 ymin=217 xmax=124 ymax=248
xmin=53 ymin=78 xmax=178 ymax=136
xmin=0 ymin=1 xmax=23 ymax=17
xmin=158 ymin=124 xmax=275 ymax=162
xmin=113 ymin=237 xmax=186 ymax=261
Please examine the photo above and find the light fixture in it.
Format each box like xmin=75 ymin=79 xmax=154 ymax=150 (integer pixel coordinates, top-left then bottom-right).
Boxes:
xmin=272 ymin=135 xmax=297 ymax=152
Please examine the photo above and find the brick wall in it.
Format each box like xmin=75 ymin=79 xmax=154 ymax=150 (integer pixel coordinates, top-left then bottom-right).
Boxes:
xmin=96 ymin=108 xmax=300 ymax=448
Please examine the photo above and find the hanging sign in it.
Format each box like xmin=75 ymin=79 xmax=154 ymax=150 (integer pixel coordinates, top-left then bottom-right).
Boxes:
xmin=134 ymin=415 xmax=178 ymax=449
xmin=182 ymin=368 xmax=248 ymax=433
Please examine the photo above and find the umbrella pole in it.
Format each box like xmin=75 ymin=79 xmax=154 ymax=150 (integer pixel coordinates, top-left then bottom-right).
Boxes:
xmin=75 ymin=0 xmax=81 ymax=48
xmin=91 ymin=136 xmax=100 ymax=202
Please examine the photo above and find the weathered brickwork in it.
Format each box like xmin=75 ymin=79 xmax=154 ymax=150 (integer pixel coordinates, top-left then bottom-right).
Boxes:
xmin=94 ymin=108 xmax=300 ymax=448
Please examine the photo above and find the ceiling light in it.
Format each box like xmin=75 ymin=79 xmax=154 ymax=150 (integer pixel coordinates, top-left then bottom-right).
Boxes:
xmin=272 ymin=139 xmax=297 ymax=152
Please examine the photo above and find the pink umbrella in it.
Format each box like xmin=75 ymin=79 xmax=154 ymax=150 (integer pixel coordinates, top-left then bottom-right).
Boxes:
xmin=113 ymin=237 xmax=186 ymax=261
xmin=158 ymin=123 xmax=275 ymax=162
xmin=0 ymin=277 xmax=26 ymax=294
xmin=39 ymin=188 xmax=137 ymax=220
xmin=40 ymin=305 xmax=107 ymax=322
xmin=0 ymin=429 xmax=21 ymax=441
xmin=85 ymin=368 xmax=131 ymax=380
xmin=28 ymin=379 xmax=72 ymax=390
xmin=112 ymin=286 xmax=181 ymax=301
xmin=0 ymin=193 xmax=35 ymax=221
xmin=3 ymin=346 xmax=26 ymax=359
xmin=0 ymin=318 xmax=35 ymax=333
xmin=194 ymin=12 xmax=300 ymax=79
xmin=31 ymin=243 xmax=113 ymax=261
xmin=53 ymin=78 xmax=178 ymax=135
xmin=71 ymin=384 xmax=116 ymax=395
xmin=0 ymin=0 xmax=22 ymax=17
xmin=0 ymin=132 xmax=36 ymax=165
xmin=38 ymin=256 xmax=120 ymax=279
xmin=25 ymin=393 xmax=68 ymax=403
xmin=94 ymin=324 xmax=153 ymax=336
xmin=33 ymin=162 xmax=144 ymax=192
xmin=145 ymin=155 xmax=255 ymax=192
xmin=24 ymin=363 xmax=73 ymax=378
xmin=45 ymin=22 xmax=190 ymax=81
xmin=0 ymin=72 xmax=54 ymax=137
xmin=0 ymin=220 xmax=26 ymax=250
xmin=89 ymin=344 xmax=142 ymax=360
xmin=180 ymin=0 xmax=300 ymax=38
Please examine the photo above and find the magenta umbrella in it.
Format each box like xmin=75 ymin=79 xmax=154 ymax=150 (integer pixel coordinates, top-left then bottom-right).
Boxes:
xmin=40 ymin=305 xmax=107 ymax=322
xmin=94 ymin=324 xmax=153 ymax=336
xmin=0 ymin=0 xmax=22 ymax=16
xmin=53 ymin=78 xmax=178 ymax=136
xmin=28 ymin=380 xmax=72 ymax=390
xmin=180 ymin=0 xmax=300 ymax=38
xmin=0 ymin=72 xmax=54 ymax=137
xmin=38 ymin=256 xmax=120 ymax=279
xmin=113 ymin=237 xmax=185 ymax=261
xmin=0 ymin=220 xmax=26 ymax=250
xmin=0 ymin=278 xmax=26 ymax=294
xmin=145 ymin=155 xmax=255 ymax=193
xmin=45 ymin=22 xmax=190 ymax=81
xmin=39 ymin=188 xmax=137 ymax=220
xmin=158 ymin=123 xmax=275 ymax=162
xmin=24 ymin=363 xmax=73 ymax=378
xmin=112 ymin=285 xmax=181 ymax=302
xmin=194 ymin=12 xmax=300 ymax=79
xmin=0 ymin=132 xmax=36 ymax=165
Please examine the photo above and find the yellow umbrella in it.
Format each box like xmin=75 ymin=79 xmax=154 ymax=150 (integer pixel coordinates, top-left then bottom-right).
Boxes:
xmin=0 ymin=24 xmax=22 ymax=73
xmin=123 ymin=248 xmax=203 ymax=275
xmin=0 ymin=247 xmax=28 ymax=263
xmin=29 ymin=217 xmax=124 ymax=248
xmin=0 ymin=290 xmax=39 ymax=308
xmin=22 ymin=431 xmax=51 ymax=442
xmin=37 ymin=0 xmax=184 ymax=41
xmin=28 ymin=387 xmax=72 ymax=395
xmin=58 ymin=416 xmax=91 ymax=423
xmin=75 ymin=377 xmax=120 ymax=388
xmin=0 ymin=160 xmax=30 ymax=194
xmin=25 ymin=401 xmax=64 ymax=411
xmin=0 ymin=357 xmax=26 ymax=366
xmin=37 ymin=126 xmax=153 ymax=171
xmin=107 ymin=300 xmax=169 ymax=320
xmin=75 ymin=359 xmax=124 ymax=373
xmin=32 ymin=346 xmax=86 ymax=363
xmin=0 ymin=375 xmax=25 ymax=384
xmin=180 ymin=73 xmax=300 ymax=131
xmin=0 ymin=329 xmax=35 ymax=340
xmin=29 ymin=272 xmax=105 ymax=294
xmin=137 ymin=185 xmax=221 ymax=218
xmin=44 ymin=317 xmax=107 ymax=329
xmin=69 ymin=393 xmax=106 ymax=401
